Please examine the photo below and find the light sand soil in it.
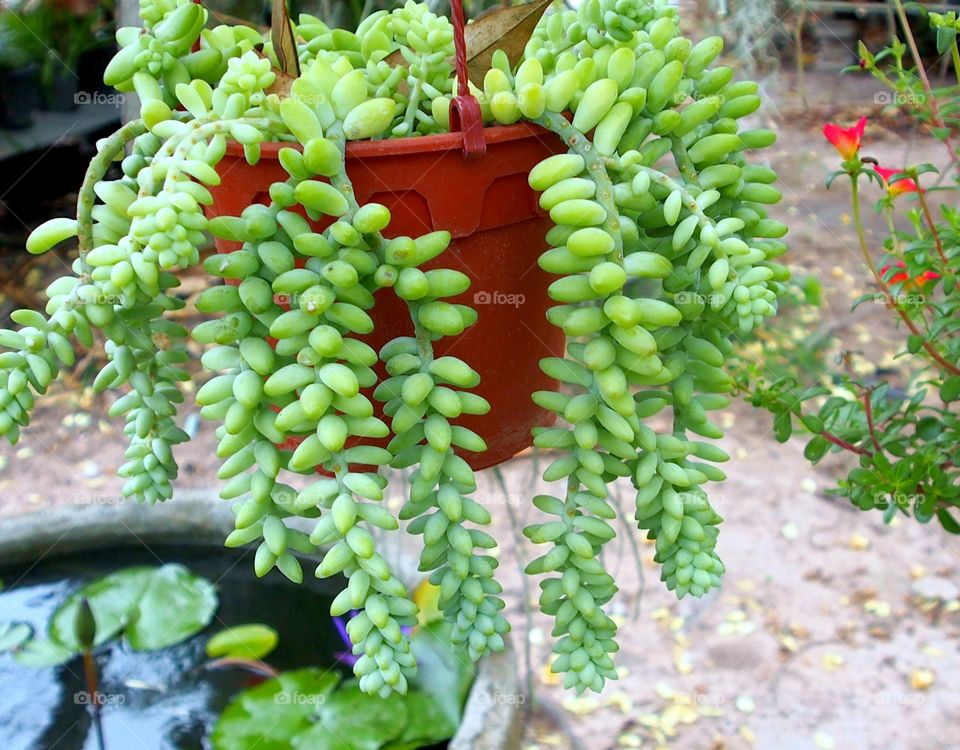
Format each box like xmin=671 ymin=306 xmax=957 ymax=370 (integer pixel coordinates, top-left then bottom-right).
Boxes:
xmin=0 ymin=70 xmax=957 ymax=750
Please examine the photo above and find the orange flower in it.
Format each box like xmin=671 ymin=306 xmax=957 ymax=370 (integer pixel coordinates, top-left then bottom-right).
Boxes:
xmin=874 ymin=166 xmax=919 ymax=197
xmin=880 ymin=261 xmax=940 ymax=286
xmin=822 ymin=116 xmax=867 ymax=160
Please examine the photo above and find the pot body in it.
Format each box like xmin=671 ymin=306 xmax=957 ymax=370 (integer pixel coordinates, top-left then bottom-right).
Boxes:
xmin=42 ymin=66 xmax=78 ymax=112
xmin=207 ymin=123 xmax=567 ymax=470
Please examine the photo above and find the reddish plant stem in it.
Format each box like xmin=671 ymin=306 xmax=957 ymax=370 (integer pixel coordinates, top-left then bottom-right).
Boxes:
xmin=863 ymin=390 xmax=883 ymax=453
xmin=820 ymin=430 xmax=870 ymax=456
xmin=851 ymin=179 xmax=960 ymax=377
xmin=915 ymin=187 xmax=948 ymax=265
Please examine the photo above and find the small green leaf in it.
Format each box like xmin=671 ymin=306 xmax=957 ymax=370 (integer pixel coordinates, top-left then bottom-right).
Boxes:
xmin=937 ymin=508 xmax=960 ymax=534
xmin=800 ymin=414 xmax=824 ymax=433
xmin=206 ymin=623 xmax=279 ymax=660
xmin=907 ymin=334 xmax=924 ymax=354
xmin=804 ymin=435 xmax=830 ymax=462
xmin=936 ymin=26 xmax=955 ymax=55
xmin=940 ymin=376 xmax=960 ymax=402
xmin=915 ymin=416 xmax=942 ymax=441
xmin=773 ymin=411 xmax=792 ymax=442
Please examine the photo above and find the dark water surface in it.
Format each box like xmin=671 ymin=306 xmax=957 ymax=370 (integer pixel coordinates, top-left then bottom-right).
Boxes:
xmin=0 ymin=544 xmax=344 ymax=750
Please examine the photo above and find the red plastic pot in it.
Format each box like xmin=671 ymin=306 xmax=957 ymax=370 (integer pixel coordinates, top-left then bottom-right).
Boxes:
xmin=206 ymin=122 xmax=567 ymax=470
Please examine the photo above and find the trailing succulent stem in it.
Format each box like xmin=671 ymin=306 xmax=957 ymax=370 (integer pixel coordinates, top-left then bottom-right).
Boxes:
xmin=7 ymin=0 xmax=787 ymax=695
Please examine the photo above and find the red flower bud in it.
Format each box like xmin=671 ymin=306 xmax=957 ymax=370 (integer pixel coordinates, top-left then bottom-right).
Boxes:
xmin=874 ymin=165 xmax=920 ymax=197
xmin=823 ymin=116 xmax=867 ymax=161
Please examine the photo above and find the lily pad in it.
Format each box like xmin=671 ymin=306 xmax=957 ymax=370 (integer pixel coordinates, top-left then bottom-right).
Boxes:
xmin=47 ymin=564 xmax=217 ymax=654
xmin=14 ymin=637 xmax=75 ymax=667
xmin=0 ymin=621 xmax=32 ymax=652
xmin=212 ymin=668 xmax=341 ymax=750
xmin=126 ymin=564 xmax=217 ymax=650
xmin=292 ymin=682 xmax=407 ymax=750
xmin=206 ymin=623 xmax=279 ymax=660
xmin=50 ymin=567 xmax=155 ymax=650
xmin=383 ymin=690 xmax=457 ymax=750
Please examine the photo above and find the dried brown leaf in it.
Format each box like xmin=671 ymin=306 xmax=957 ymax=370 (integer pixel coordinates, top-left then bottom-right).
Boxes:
xmin=271 ymin=0 xmax=300 ymax=78
xmin=464 ymin=0 xmax=551 ymax=86
xmin=383 ymin=0 xmax=551 ymax=90
xmin=253 ymin=47 xmax=297 ymax=99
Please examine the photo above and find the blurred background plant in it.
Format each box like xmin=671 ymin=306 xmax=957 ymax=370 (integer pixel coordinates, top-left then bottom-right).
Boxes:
xmin=0 ymin=0 xmax=114 ymax=110
xmin=736 ymin=8 xmax=960 ymax=533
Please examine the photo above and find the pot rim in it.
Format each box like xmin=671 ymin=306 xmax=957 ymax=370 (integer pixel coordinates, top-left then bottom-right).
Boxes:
xmin=224 ymin=120 xmax=557 ymax=160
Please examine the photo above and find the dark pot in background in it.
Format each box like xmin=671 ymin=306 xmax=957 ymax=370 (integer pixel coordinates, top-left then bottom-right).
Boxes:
xmin=0 ymin=63 xmax=40 ymax=129
xmin=43 ymin=65 xmax=78 ymax=111
xmin=78 ymin=44 xmax=114 ymax=94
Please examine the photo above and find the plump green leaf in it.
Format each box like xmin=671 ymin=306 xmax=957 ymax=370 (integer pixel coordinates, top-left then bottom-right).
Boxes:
xmin=937 ymin=508 xmax=960 ymax=535
xmin=803 ymin=435 xmax=829 ymax=462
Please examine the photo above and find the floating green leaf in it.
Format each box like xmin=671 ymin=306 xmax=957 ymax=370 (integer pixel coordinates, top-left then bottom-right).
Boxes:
xmin=45 ymin=564 xmax=216 ymax=654
xmin=206 ymin=623 xmax=279 ymax=660
xmin=15 ymin=638 xmax=75 ymax=667
xmin=50 ymin=567 xmax=155 ymax=650
xmin=126 ymin=564 xmax=218 ymax=650
xmin=292 ymin=683 xmax=407 ymax=750
xmin=383 ymin=691 xmax=456 ymax=750
xmin=212 ymin=668 xmax=341 ymax=750
xmin=0 ymin=621 xmax=32 ymax=652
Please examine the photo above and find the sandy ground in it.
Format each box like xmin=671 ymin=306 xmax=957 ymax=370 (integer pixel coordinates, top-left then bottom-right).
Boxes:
xmin=1 ymin=69 xmax=959 ymax=750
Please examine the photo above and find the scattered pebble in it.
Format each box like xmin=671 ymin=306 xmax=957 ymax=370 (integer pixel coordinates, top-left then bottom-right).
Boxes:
xmin=561 ymin=695 xmax=600 ymax=716
xmin=911 ymin=576 xmax=959 ymax=602
xmin=735 ymin=696 xmax=756 ymax=714
xmin=800 ymin=478 xmax=817 ymax=494
xmin=606 ymin=691 xmax=633 ymax=713
xmin=822 ymin=652 xmax=845 ymax=671
xmin=909 ymin=669 xmax=935 ymax=690
xmin=814 ymin=731 xmax=836 ymax=749
xmin=781 ymin=522 xmax=799 ymax=540
xmin=864 ymin=599 xmax=891 ymax=618
xmin=848 ymin=532 xmax=870 ymax=550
